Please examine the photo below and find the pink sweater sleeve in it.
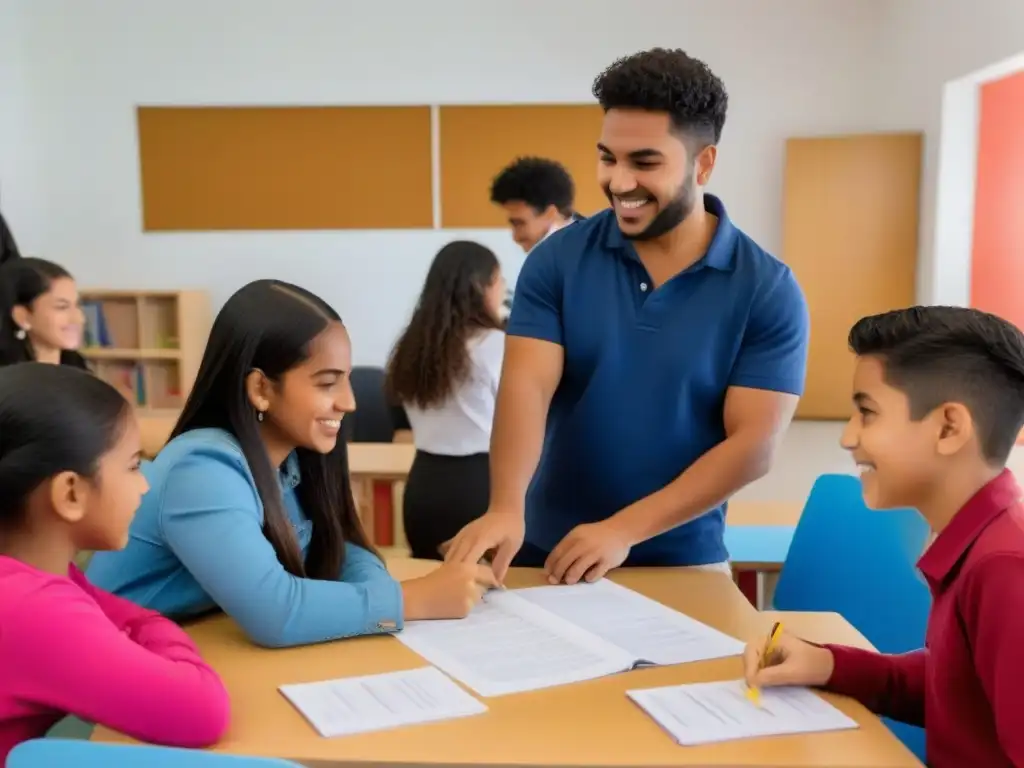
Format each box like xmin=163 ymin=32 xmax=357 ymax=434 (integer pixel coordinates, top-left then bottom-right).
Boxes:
xmin=71 ymin=566 xmax=164 ymax=629
xmin=70 ymin=566 xmax=188 ymax=646
xmin=6 ymin=572 xmax=230 ymax=747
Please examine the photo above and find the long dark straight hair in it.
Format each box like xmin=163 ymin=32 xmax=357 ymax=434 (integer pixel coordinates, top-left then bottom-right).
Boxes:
xmin=0 ymin=211 xmax=20 ymax=266
xmin=0 ymin=363 xmax=129 ymax=529
xmin=386 ymin=241 xmax=502 ymax=409
xmin=171 ymin=279 xmax=373 ymax=579
xmin=0 ymin=257 xmax=87 ymax=369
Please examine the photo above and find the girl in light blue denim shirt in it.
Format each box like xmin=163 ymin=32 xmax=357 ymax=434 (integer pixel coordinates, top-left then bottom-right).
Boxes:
xmin=87 ymin=279 xmax=496 ymax=647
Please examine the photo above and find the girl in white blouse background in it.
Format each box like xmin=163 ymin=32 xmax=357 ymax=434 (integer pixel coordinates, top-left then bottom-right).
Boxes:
xmin=385 ymin=242 xmax=506 ymax=559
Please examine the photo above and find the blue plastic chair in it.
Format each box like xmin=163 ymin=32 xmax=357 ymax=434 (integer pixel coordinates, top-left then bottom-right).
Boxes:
xmin=771 ymin=473 xmax=932 ymax=763
xmin=8 ymin=739 xmax=302 ymax=767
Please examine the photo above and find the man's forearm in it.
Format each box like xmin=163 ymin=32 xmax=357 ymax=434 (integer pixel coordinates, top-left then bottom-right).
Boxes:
xmin=488 ymin=382 xmax=549 ymax=513
xmin=611 ymin=432 xmax=775 ymax=544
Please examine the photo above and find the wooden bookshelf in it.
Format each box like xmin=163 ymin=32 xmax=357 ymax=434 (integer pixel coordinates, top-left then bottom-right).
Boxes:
xmin=78 ymin=290 xmax=211 ymax=415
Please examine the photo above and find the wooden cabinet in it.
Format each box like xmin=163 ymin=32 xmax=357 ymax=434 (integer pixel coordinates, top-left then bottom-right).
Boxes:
xmin=782 ymin=133 xmax=922 ymax=419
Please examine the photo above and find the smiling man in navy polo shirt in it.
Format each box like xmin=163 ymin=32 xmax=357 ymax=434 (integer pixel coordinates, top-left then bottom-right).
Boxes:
xmin=446 ymin=48 xmax=810 ymax=585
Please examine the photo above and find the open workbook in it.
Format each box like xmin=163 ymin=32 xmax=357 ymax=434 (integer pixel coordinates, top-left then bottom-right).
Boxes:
xmin=396 ymin=579 xmax=745 ymax=697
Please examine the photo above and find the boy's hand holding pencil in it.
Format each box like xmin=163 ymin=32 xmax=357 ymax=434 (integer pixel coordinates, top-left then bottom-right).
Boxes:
xmin=743 ymin=622 xmax=836 ymax=700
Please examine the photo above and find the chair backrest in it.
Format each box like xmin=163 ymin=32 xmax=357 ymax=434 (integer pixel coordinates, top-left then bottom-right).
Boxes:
xmin=772 ymin=473 xmax=932 ymax=650
xmin=347 ymin=366 xmax=406 ymax=443
xmin=771 ymin=473 xmax=932 ymax=761
xmin=8 ymin=740 xmax=301 ymax=767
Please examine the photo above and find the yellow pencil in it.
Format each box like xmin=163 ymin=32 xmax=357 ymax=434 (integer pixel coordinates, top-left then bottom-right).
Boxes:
xmin=746 ymin=621 xmax=783 ymax=706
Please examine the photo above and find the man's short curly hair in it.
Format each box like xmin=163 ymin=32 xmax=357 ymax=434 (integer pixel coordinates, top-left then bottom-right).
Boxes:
xmin=592 ymin=48 xmax=728 ymax=147
xmin=489 ymin=157 xmax=575 ymax=217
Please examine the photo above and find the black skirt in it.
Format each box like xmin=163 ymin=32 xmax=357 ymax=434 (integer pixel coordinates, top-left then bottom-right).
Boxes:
xmin=402 ymin=450 xmax=490 ymax=560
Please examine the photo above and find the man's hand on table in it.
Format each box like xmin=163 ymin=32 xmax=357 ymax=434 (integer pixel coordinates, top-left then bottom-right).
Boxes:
xmin=544 ymin=519 xmax=633 ymax=585
xmin=444 ymin=506 xmax=525 ymax=583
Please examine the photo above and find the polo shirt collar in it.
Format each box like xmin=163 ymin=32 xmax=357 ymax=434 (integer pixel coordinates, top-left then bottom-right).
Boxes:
xmin=603 ymin=193 xmax=737 ymax=272
xmin=918 ymin=468 xmax=1021 ymax=586
xmin=530 ymin=215 xmax=581 ymax=253
xmin=280 ymin=452 xmax=301 ymax=490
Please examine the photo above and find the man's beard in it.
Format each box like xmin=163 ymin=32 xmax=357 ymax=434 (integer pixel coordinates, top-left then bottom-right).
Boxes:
xmin=607 ymin=168 xmax=699 ymax=242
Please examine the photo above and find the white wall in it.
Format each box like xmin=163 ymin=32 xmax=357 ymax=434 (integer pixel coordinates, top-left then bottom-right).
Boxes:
xmin=0 ymin=2 xmax=44 ymax=248
xmin=873 ymin=0 xmax=1024 ymax=306
xmin=1 ymin=0 xmax=887 ymax=364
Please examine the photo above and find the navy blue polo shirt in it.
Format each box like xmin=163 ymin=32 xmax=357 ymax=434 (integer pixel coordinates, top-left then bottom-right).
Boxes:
xmin=506 ymin=194 xmax=809 ymax=566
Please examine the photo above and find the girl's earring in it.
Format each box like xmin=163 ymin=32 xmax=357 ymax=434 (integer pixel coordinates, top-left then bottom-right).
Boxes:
xmin=15 ymin=328 xmax=26 ymax=340
xmin=257 ymin=409 xmax=265 ymax=423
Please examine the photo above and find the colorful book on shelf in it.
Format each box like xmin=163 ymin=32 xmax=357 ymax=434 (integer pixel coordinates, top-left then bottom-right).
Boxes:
xmin=135 ymin=365 xmax=146 ymax=407
xmin=81 ymin=301 xmax=112 ymax=348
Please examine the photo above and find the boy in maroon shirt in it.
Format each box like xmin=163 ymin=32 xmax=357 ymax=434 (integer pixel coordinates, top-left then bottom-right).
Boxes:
xmin=744 ymin=306 xmax=1024 ymax=768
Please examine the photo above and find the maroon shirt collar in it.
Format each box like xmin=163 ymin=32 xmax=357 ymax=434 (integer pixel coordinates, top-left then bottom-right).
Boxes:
xmin=918 ymin=468 xmax=1021 ymax=586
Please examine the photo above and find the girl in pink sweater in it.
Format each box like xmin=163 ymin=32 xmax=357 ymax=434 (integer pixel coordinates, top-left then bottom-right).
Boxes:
xmin=0 ymin=363 xmax=230 ymax=765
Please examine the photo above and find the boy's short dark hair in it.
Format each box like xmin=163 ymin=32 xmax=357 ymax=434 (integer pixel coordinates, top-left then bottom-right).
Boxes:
xmin=592 ymin=47 xmax=728 ymax=148
xmin=849 ymin=306 xmax=1024 ymax=464
xmin=489 ymin=157 xmax=575 ymax=218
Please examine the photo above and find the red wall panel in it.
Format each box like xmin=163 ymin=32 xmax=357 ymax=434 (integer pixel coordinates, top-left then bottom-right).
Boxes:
xmin=970 ymin=70 xmax=1024 ymax=328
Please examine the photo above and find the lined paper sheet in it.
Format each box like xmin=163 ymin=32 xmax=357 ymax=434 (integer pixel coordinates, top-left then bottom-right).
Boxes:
xmin=280 ymin=667 xmax=487 ymax=738
xmin=396 ymin=591 xmax=637 ymax=697
xmin=628 ymin=679 xmax=859 ymax=745
xmin=517 ymin=580 xmax=745 ymax=666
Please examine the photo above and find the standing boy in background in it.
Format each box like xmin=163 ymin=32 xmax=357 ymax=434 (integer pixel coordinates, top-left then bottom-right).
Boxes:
xmin=745 ymin=306 xmax=1024 ymax=768
xmin=490 ymin=157 xmax=582 ymax=253
xmin=447 ymin=48 xmax=809 ymax=584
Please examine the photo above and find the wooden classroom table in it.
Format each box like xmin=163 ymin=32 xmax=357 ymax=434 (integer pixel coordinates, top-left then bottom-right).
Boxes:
xmin=346 ymin=443 xmax=416 ymax=543
xmin=93 ymin=559 xmax=921 ymax=768
xmin=725 ymin=500 xmax=802 ymax=527
xmin=347 ymin=441 xmax=416 ymax=479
